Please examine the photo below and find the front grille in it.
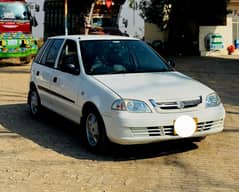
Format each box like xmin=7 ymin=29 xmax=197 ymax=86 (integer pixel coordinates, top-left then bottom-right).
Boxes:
xmin=147 ymin=127 xmax=161 ymax=136
xmin=130 ymin=119 xmax=223 ymax=137
xmin=151 ymin=97 xmax=202 ymax=111
xmin=197 ymin=119 xmax=223 ymax=131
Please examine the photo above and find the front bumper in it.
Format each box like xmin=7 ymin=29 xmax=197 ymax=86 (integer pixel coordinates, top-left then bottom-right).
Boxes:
xmin=102 ymin=105 xmax=225 ymax=145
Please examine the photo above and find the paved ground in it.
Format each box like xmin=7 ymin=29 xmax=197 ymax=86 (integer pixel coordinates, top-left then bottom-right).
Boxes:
xmin=0 ymin=56 xmax=238 ymax=192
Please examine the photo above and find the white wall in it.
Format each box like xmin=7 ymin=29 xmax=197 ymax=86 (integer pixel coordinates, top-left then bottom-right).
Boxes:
xmin=27 ymin=0 xmax=45 ymax=39
xmin=119 ymin=0 xmax=144 ymax=38
xmin=199 ymin=16 xmax=233 ymax=55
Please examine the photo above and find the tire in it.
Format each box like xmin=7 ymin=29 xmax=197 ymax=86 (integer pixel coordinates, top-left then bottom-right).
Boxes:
xmin=82 ymin=107 xmax=110 ymax=153
xmin=28 ymin=87 xmax=42 ymax=118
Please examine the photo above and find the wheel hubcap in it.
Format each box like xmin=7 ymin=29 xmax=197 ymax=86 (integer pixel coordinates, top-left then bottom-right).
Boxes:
xmin=86 ymin=113 xmax=100 ymax=147
xmin=30 ymin=91 xmax=38 ymax=114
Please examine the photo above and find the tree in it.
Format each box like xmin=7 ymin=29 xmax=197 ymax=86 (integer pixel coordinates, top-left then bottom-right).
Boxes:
xmin=128 ymin=0 xmax=138 ymax=9
xmin=139 ymin=0 xmax=229 ymax=31
xmin=139 ymin=0 xmax=173 ymax=31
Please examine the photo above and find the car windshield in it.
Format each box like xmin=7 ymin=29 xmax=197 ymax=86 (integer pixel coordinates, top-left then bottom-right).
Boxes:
xmin=80 ymin=40 xmax=171 ymax=75
xmin=0 ymin=2 xmax=30 ymax=20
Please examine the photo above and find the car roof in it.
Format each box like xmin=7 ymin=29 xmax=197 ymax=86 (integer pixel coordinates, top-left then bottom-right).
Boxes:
xmin=48 ymin=35 xmax=138 ymax=41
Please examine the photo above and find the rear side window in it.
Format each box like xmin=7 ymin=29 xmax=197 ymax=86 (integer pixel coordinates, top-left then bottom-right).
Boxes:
xmin=38 ymin=39 xmax=64 ymax=68
xmin=34 ymin=39 xmax=51 ymax=63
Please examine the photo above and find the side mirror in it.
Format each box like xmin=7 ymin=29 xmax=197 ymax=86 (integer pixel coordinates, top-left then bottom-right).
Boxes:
xmin=167 ymin=58 xmax=176 ymax=68
xmin=62 ymin=63 xmax=80 ymax=75
xmin=61 ymin=55 xmax=80 ymax=75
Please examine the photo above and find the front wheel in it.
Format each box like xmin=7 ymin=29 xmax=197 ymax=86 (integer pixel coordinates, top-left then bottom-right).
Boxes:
xmin=82 ymin=108 xmax=110 ymax=153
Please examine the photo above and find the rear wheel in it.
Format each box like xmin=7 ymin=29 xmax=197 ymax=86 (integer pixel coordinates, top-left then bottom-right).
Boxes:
xmin=82 ymin=107 xmax=110 ymax=153
xmin=28 ymin=88 xmax=42 ymax=118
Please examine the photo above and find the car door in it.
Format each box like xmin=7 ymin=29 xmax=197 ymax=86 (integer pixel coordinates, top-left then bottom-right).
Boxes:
xmin=32 ymin=38 xmax=64 ymax=109
xmin=49 ymin=39 xmax=82 ymax=123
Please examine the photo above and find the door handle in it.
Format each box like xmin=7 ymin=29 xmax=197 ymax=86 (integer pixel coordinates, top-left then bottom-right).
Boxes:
xmin=36 ymin=71 xmax=40 ymax=76
xmin=53 ymin=77 xmax=58 ymax=83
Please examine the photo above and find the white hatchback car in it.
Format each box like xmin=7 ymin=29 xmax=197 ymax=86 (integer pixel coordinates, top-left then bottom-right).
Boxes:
xmin=28 ymin=35 xmax=225 ymax=151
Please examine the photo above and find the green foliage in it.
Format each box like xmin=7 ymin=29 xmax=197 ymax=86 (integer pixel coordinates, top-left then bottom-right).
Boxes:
xmin=128 ymin=0 xmax=138 ymax=9
xmin=139 ymin=0 xmax=174 ymax=30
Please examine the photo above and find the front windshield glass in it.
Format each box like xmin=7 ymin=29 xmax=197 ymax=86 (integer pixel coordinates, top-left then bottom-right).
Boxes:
xmin=0 ymin=2 xmax=30 ymax=20
xmin=80 ymin=40 xmax=170 ymax=75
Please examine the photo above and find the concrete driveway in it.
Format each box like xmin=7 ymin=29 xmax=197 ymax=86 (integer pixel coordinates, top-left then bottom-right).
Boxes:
xmin=0 ymin=56 xmax=238 ymax=192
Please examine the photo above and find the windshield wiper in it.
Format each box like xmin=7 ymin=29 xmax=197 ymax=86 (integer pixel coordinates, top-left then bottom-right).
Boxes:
xmin=110 ymin=70 xmax=129 ymax=74
xmin=133 ymin=68 xmax=170 ymax=73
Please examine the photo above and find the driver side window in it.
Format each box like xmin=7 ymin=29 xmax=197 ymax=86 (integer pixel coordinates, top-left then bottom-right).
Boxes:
xmin=58 ymin=40 xmax=80 ymax=75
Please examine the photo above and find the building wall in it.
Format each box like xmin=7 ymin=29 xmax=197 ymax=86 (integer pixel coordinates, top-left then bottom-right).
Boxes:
xmin=199 ymin=0 xmax=239 ymax=55
xmin=26 ymin=0 xmax=45 ymax=40
xmin=144 ymin=23 xmax=168 ymax=43
xmin=144 ymin=1 xmax=239 ymax=56
xmin=145 ymin=17 xmax=234 ymax=56
xmin=199 ymin=16 xmax=233 ymax=56
xmin=228 ymin=0 xmax=239 ymax=10
xmin=29 ymin=0 xmax=134 ymax=39
xmin=119 ymin=0 xmax=144 ymax=38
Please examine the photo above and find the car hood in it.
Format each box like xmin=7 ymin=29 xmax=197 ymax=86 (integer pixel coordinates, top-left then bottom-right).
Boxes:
xmin=93 ymin=72 xmax=213 ymax=100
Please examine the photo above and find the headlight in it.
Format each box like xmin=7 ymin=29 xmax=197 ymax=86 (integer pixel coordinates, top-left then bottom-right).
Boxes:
xmin=112 ymin=99 xmax=152 ymax=113
xmin=206 ymin=93 xmax=221 ymax=107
